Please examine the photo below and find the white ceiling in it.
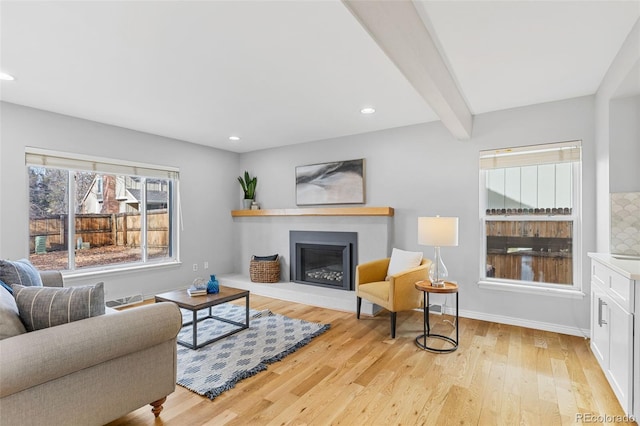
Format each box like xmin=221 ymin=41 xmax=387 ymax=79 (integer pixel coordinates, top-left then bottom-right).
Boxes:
xmin=1 ymin=1 xmax=638 ymax=153
xmin=417 ymin=1 xmax=640 ymax=113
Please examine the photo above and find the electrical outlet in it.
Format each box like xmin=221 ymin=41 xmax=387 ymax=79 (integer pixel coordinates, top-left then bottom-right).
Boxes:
xmin=204 ymin=261 xmax=209 ymax=269
xmin=192 ymin=264 xmax=198 ymax=272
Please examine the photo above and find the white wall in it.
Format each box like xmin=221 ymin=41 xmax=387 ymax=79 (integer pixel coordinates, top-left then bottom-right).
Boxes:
xmin=237 ymin=96 xmax=596 ymax=335
xmin=0 ymin=102 xmax=240 ymax=301
xmin=595 ymin=19 xmax=640 ymax=252
xmin=609 ymin=95 xmax=640 ymax=193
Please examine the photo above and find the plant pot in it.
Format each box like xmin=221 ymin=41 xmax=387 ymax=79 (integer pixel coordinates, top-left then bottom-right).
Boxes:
xmin=242 ymin=199 xmax=253 ymax=209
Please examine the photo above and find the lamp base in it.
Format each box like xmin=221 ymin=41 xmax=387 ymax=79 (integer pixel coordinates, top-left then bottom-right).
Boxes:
xmin=429 ymin=246 xmax=449 ymax=286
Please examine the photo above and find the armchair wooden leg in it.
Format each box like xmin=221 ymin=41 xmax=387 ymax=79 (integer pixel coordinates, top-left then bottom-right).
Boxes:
xmin=390 ymin=312 xmax=397 ymax=339
xmin=150 ymin=397 xmax=166 ymax=418
xmin=356 ymin=297 xmax=362 ymax=319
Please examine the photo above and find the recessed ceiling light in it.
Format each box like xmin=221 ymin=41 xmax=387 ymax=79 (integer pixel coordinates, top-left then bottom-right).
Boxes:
xmin=229 ymin=136 xmax=240 ymax=141
xmin=0 ymin=72 xmax=15 ymax=81
xmin=360 ymin=107 xmax=375 ymax=114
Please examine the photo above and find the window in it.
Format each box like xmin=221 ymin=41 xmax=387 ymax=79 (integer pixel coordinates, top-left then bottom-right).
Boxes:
xmin=479 ymin=141 xmax=582 ymax=294
xmin=26 ymin=148 xmax=179 ymax=272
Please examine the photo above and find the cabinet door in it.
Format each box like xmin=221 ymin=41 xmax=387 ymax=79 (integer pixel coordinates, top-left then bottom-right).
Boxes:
xmin=608 ymin=301 xmax=633 ymax=414
xmin=590 ymin=285 xmax=609 ymax=367
xmin=631 ymin=280 xmax=640 ymax=421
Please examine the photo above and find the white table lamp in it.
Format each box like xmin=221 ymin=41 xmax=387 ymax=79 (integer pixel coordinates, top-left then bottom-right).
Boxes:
xmin=418 ymin=216 xmax=459 ymax=287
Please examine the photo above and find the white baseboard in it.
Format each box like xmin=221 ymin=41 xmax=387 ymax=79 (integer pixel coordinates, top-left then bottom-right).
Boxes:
xmin=443 ymin=305 xmax=589 ymax=338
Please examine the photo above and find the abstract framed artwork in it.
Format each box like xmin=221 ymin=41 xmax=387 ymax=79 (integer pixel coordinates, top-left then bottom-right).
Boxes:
xmin=295 ymin=159 xmax=365 ymax=206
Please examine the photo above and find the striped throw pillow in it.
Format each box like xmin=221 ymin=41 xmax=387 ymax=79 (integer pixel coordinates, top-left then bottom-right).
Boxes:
xmin=12 ymin=282 xmax=105 ymax=332
xmin=0 ymin=259 xmax=43 ymax=288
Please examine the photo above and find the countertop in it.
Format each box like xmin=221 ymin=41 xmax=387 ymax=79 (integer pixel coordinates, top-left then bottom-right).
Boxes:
xmin=588 ymin=253 xmax=640 ymax=280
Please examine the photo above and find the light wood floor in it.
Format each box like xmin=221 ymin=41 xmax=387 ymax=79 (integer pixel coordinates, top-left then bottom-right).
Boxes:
xmin=108 ymin=294 xmax=628 ymax=426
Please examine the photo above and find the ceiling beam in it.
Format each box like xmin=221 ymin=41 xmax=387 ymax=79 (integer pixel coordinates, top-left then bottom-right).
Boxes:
xmin=342 ymin=0 xmax=473 ymax=140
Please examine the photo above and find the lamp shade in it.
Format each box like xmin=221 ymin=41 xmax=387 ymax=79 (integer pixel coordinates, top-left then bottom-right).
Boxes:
xmin=418 ymin=216 xmax=459 ymax=247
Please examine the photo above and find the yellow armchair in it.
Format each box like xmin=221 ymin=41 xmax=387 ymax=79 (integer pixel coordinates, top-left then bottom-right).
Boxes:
xmin=356 ymin=257 xmax=431 ymax=338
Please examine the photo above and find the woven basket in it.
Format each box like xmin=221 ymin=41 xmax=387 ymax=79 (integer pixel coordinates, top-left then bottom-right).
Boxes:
xmin=250 ymin=255 xmax=280 ymax=283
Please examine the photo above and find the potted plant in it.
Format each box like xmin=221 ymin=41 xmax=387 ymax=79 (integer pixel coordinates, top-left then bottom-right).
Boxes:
xmin=237 ymin=171 xmax=257 ymax=209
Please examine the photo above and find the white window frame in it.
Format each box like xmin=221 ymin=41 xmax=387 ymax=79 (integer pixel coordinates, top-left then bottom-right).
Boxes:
xmin=477 ymin=141 xmax=584 ymax=299
xmin=26 ymin=148 xmax=181 ymax=276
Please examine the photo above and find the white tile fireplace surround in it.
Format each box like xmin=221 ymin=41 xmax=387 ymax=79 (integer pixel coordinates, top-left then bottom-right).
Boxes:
xmin=222 ymin=215 xmax=392 ymax=314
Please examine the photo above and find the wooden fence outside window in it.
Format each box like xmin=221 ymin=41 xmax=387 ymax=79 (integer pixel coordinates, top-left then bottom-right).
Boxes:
xmin=29 ymin=210 xmax=169 ymax=253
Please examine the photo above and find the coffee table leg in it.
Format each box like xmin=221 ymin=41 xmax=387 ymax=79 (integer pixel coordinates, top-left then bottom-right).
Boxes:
xmin=192 ymin=310 xmax=198 ymax=349
xmin=245 ymin=293 xmax=250 ymax=326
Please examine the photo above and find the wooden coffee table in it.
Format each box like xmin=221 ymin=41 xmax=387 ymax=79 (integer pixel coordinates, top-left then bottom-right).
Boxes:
xmin=155 ymin=286 xmax=250 ymax=350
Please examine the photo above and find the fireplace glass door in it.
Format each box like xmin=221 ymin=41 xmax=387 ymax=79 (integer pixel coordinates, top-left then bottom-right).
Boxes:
xmin=296 ymin=243 xmax=350 ymax=289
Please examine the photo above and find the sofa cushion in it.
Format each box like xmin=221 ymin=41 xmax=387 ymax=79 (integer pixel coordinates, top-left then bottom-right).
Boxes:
xmin=358 ymin=281 xmax=390 ymax=302
xmin=0 ymin=285 xmax=27 ymax=339
xmin=386 ymin=248 xmax=423 ymax=279
xmin=12 ymin=282 xmax=105 ymax=332
xmin=0 ymin=259 xmax=43 ymax=288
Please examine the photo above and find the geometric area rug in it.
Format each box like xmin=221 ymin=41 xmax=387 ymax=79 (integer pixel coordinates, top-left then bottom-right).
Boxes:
xmin=176 ymin=303 xmax=330 ymax=400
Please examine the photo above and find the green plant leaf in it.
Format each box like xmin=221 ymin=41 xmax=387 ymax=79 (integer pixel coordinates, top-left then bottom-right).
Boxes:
xmin=238 ymin=171 xmax=257 ymax=199
xmin=237 ymin=176 xmax=247 ymax=193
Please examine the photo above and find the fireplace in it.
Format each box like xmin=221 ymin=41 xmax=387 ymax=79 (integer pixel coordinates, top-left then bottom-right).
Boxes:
xmin=290 ymin=231 xmax=357 ymax=291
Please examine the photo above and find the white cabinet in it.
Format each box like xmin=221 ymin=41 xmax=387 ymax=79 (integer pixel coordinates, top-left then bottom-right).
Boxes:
xmin=636 ymin=286 xmax=640 ymax=418
xmin=609 ymin=300 xmax=634 ymax=409
xmin=590 ymin=257 xmax=635 ymax=417
xmin=590 ymin=283 xmax=609 ymax=364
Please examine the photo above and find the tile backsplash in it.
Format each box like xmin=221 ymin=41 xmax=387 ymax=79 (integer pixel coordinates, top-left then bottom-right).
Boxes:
xmin=611 ymin=192 xmax=640 ymax=256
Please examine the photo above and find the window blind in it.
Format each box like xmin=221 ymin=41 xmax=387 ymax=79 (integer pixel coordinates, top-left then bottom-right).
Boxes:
xmin=479 ymin=140 xmax=581 ymax=170
xmin=25 ymin=147 xmax=179 ymax=180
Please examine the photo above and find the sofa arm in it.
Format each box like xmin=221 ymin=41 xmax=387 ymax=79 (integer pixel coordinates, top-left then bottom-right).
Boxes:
xmin=0 ymin=302 xmax=182 ymax=398
xmin=39 ymin=270 xmax=63 ymax=287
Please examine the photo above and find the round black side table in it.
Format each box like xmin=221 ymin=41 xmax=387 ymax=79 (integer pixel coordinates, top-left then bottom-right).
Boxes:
xmin=414 ymin=280 xmax=459 ymax=353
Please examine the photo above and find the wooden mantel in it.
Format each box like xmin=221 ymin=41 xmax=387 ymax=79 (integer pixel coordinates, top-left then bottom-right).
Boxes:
xmin=231 ymin=206 xmax=394 ymax=217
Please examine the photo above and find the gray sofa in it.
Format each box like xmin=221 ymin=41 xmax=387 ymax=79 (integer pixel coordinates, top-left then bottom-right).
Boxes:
xmin=0 ymin=271 xmax=183 ymax=426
